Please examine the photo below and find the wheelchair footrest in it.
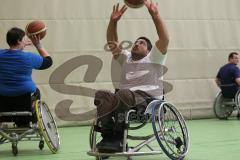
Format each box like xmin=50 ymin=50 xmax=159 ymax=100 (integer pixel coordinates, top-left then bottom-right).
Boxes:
xmin=87 ymin=150 xmax=162 ymax=157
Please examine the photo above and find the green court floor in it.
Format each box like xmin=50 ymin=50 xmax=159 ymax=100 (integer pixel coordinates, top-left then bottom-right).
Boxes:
xmin=0 ymin=118 xmax=240 ymax=160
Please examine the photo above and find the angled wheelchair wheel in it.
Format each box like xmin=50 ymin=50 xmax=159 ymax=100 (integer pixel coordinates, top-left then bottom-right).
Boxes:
xmin=35 ymin=100 xmax=60 ymax=153
xmin=151 ymin=101 xmax=189 ymax=160
xmin=234 ymin=90 xmax=240 ymax=119
xmin=213 ymin=92 xmax=234 ymax=119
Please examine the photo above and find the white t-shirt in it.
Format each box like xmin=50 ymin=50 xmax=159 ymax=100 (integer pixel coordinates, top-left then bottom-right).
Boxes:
xmin=117 ymin=45 xmax=167 ymax=98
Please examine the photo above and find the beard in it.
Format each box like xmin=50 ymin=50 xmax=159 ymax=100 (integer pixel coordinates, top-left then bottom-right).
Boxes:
xmin=131 ymin=51 xmax=147 ymax=61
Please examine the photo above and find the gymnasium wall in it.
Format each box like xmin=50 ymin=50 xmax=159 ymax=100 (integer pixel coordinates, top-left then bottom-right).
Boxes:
xmin=0 ymin=0 xmax=239 ymax=126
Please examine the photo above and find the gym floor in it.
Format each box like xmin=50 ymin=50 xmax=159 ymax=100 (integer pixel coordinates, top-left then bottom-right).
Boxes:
xmin=0 ymin=118 xmax=239 ymax=160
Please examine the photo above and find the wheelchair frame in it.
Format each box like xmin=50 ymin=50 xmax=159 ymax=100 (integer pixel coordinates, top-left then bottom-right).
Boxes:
xmin=0 ymin=100 xmax=60 ymax=156
xmin=88 ymin=99 xmax=189 ymax=160
xmin=213 ymin=90 xmax=240 ymax=119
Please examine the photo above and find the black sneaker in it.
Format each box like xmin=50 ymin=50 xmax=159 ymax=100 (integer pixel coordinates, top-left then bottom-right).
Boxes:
xmin=97 ymin=139 xmax=123 ymax=153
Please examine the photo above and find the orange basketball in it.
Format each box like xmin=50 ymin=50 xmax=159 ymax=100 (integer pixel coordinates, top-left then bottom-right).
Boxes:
xmin=25 ymin=20 xmax=47 ymax=40
xmin=124 ymin=0 xmax=144 ymax=8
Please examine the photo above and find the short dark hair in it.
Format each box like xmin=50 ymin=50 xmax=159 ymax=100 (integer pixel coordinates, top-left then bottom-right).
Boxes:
xmin=6 ymin=27 xmax=25 ymax=46
xmin=136 ymin=36 xmax=152 ymax=51
xmin=228 ymin=52 xmax=239 ymax=61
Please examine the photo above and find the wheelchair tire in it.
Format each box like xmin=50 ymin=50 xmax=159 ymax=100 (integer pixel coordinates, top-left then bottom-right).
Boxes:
xmin=35 ymin=100 xmax=60 ymax=153
xmin=213 ymin=92 xmax=234 ymax=120
xmin=151 ymin=100 xmax=189 ymax=160
xmin=234 ymin=90 xmax=240 ymax=119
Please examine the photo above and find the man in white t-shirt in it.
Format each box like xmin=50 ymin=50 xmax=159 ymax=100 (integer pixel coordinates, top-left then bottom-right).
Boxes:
xmin=94 ymin=0 xmax=169 ymax=152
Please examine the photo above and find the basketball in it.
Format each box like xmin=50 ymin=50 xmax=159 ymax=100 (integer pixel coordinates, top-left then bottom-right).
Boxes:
xmin=124 ymin=0 xmax=144 ymax=8
xmin=25 ymin=20 xmax=47 ymax=40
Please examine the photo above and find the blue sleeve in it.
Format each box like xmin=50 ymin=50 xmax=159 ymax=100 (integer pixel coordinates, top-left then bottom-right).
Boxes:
xmin=28 ymin=52 xmax=43 ymax=69
xmin=233 ymin=66 xmax=240 ymax=79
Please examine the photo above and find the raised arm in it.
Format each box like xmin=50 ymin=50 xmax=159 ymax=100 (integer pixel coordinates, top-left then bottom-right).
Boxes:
xmin=144 ymin=0 xmax=169 ymax=54
xmin=26 ymin=34 xmax=52 ymax=69
xmin=106 ymin=3 xmax=127 ymax=58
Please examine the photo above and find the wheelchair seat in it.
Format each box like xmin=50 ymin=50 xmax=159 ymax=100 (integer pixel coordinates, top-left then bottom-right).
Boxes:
xmin=0 ymin=93 xmax=60 ymax=156
xmin=88 ymin=99 xmax=189 ymax=160
xmin=220 ymin=85 xmax=239 ymax=99
xmin=0 ymin=93 xmax=35 ymax=127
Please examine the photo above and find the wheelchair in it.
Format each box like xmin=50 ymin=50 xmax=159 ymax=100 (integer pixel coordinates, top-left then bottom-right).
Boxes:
xmin=88 ymin=99 xmax=190 ymax=160
xmin=0 ymin=93 xmax=60 ymax=156
xmin=213 ymin=90 xmax=240 ymax=120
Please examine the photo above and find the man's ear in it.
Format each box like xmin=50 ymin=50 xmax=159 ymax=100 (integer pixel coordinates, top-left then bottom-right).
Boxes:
xmin=17 ymin=39 xmax=21 ymax=45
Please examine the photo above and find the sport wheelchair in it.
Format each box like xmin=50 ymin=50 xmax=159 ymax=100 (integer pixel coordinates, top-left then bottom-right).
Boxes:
xmin=0 ymin=94 xmax=60 ymax=156
xmin=213 ymin=90 xmax=240 ymax=119
xmin=88 ymin=99 xmax=190 ymax=160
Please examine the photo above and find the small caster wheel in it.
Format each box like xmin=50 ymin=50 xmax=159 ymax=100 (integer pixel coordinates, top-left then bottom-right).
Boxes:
xmin=12 ymin=144 xmax=18 ymax=156
xmin=39 ymin=140 xmax=44 ymax=150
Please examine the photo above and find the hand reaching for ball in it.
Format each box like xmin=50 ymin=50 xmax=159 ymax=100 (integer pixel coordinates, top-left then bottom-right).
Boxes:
xmin=111 ymin=3 xmax=127 ymax=22
xmin=22 ymin=34 xmax=41 ymax=49
xmin=144 ymin=0 xmax=160 ymax=17
xmin=29 ymin=34 xmax=40 ymax=45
